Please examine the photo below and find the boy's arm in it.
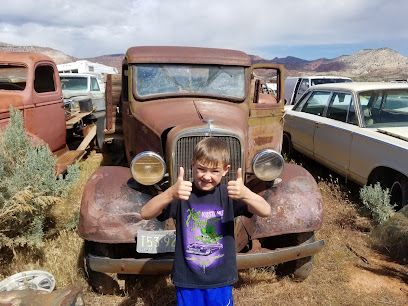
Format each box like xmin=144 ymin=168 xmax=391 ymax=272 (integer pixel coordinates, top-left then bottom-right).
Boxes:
xmin=227 ymin=168 xmax=271 ymax=217
xmin=140 ymin=167 xmax=192 ymax=220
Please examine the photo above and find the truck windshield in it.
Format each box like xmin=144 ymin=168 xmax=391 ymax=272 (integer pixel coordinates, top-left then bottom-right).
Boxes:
xmin=0 ymin=65 xmax=27 ymax=91
xmin=133 ymin=64 xmax=245 ymax=100
xmin=60 ymin=77 xmax=88 ymax=91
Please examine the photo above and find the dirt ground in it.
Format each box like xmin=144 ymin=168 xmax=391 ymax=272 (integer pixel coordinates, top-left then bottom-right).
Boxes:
xmin=79 ymin=156 xmax=408 ymax=306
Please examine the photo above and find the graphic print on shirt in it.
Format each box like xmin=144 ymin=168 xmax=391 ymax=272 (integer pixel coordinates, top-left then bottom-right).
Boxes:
xmin=183 ymin=204 xmax=225 ymax=272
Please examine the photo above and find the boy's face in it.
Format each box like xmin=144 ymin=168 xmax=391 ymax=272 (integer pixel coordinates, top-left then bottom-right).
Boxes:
xmin=192 ymin=160 xmax=230 ymax=191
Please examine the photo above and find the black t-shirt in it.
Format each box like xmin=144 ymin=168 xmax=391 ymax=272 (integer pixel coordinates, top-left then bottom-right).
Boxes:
xmin=157 ymin=183 xmax=253 ymax=289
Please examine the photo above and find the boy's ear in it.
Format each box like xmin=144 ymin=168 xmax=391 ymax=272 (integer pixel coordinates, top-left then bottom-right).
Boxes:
xmin=222 ymin=164 xmax=230 ymax=177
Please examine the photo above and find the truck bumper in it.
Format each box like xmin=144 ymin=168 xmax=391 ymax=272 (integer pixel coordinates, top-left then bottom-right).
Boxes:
xmin=86 ymin=239 xmax=324 ymax=275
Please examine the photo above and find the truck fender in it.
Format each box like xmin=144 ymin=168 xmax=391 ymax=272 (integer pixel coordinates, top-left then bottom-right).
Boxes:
xmin=244 ymin=163 xmax=323 ymax=239
xmin=78 ymin=166 xmax=164 ymax=243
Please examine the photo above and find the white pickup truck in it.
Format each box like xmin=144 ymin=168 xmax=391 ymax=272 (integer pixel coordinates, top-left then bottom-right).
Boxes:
xmin=285 ymin=76 xmax=352 ymax=106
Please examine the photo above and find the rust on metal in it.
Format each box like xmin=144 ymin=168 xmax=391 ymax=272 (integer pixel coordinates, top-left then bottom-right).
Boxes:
xmin=126 ymin=46 xmax=252 ymax=66
xmin=245 ymin=163 xmax=323 ymax=238
xmin=0 ymin=287 xmax=83 ymax=306
xmin=78 ymin=166 xmax=163 ymax=243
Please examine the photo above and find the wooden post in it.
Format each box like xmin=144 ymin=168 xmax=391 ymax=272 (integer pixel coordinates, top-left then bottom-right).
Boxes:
xmin=105 ymin=74 xmax=113 ymax=131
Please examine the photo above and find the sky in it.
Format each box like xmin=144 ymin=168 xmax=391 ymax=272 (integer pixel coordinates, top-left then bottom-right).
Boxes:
xmin=1 ymin=0 xmax=408 ymax=60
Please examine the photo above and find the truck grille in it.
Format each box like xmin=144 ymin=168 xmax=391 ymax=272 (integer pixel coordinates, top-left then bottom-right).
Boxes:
xmin=174 ymin=136 xmax=242 ymax=184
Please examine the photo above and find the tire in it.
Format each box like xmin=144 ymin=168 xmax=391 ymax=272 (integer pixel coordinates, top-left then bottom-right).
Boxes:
xmin=275 ymin=232 xmax=315 ymax=282
xmin=282 ymin=133 xmax=293 ymax=160
xmin=389 ymin=174 xmax=408 ymax=210
xmin=82 ymin=241 xmax=121 ymax=295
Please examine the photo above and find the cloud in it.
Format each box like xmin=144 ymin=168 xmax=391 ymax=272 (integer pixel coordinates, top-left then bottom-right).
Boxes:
xmin=0 ymin=0 xmax=407 ymax=58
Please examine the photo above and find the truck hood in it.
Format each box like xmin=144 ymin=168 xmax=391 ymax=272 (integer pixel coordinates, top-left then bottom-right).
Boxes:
xmin=62 ymin=90 xmax=91 ymax=99
xmin=377 ymin=126 xmax=408 ymax=142
xmin=132 ymin=99 xmax=248 ymax=135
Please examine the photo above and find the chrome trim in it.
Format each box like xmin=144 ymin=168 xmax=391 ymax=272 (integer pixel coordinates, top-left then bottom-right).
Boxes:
xmin=169 ymin=127 xmax=244 ymax=185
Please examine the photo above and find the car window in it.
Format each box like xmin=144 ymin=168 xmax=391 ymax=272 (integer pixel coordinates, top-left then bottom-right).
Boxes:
xmin=326 ymin=92 xmax=353 ymax=123
xmin=91 ymin=77 xmax=100 ymax=91
xmin=301 ymin=91 xmax=331 ymax=116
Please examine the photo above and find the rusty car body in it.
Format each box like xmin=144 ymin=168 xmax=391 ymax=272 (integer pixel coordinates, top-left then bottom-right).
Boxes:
xmin=0 ymin=52 xmax=97 ymax=174
xmin=78 ymin=46 xmax=324 ymax=293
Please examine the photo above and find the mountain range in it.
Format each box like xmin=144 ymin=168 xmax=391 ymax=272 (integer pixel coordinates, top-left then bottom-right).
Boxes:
xmin=1 ymin=42 xmax=408 ymax=81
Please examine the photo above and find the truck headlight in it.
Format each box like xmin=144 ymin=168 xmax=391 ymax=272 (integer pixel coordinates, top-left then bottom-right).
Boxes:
xmin=130 ymin=152 xmax=166 ymax=185
xmin=252 ymin=149 xmax=284 ymax=181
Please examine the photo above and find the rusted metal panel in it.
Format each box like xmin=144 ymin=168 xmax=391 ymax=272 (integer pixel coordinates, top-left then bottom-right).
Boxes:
xmin=126 ymin=46 xmax=252 ymax=66
xmin=245 ymin=163 xmax=323 ymax=238
xmin=0 ymin=287 xmax=83 ymax=306
xmin=78 ymin=166 xmax=163 ymax=243
xmin=87 ymin=240 xmax=324 ymax=274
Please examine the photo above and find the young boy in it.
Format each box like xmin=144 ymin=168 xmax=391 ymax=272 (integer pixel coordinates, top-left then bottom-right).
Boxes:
xmin=140 ymin=137 xmax=271 ymax=306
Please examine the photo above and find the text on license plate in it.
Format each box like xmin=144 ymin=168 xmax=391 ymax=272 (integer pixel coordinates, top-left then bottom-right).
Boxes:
xmin=137 ymin=230 xmax=176 ymax=254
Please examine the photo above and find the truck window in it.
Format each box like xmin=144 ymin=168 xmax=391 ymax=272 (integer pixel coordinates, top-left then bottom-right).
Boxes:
xmin=91 ymin=77 xmax=100 ymax=91
xmin=0 ymin=64 xmax=27 ymax=91
xmin=34 ymin=65 xmax=55 ymax=93
xmin=60 ymin=76 xmax=88 ymax=91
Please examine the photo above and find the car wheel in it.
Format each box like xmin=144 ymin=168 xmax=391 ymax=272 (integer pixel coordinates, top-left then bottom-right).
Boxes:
xmin=389 ymin=174 xmax=408 ymax=210
xmin=275 ymin=232 xmax=315 ymax=282
xmin=282 ymin=133 xmax=293 ymax=160
xmin=82 ymin=241 xmax=121 ymax=295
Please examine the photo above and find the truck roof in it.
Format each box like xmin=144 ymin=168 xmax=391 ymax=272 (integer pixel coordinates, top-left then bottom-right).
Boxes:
xmin=0 ymin=52 xmax=54 ymax=66
xmin=125 ymin=46 xmax=252 ymax=66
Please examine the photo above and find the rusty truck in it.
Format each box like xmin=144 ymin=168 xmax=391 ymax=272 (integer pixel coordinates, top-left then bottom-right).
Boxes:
xmin=0 ymin=52 xmax=98 ymax=174
xmin=78 ymin=46 xmax=324 ymax=294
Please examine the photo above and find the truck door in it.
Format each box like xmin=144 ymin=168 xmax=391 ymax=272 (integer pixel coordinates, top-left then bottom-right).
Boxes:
xmin=29 ymin=62 xmax=66 ymax=152
xmin=247 ymin=64 xmax=284 ymax=172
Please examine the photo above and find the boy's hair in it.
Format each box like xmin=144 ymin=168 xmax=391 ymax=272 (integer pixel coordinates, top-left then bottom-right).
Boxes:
xmin=193 ymin=137 xmax=230 ymax=167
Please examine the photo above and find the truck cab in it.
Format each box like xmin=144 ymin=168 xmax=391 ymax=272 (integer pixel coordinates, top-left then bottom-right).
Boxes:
xmin=0 ymin=52 xmax=96 ymax=174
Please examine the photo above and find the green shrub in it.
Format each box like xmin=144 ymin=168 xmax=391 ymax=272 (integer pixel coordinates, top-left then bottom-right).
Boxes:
xmin=359 ymin=183 xmax=395 ymax=224
xmin=0 ymin=108 xmax=79 ymax=251
xmin=371 ymin=205 xmax=408 ymax=264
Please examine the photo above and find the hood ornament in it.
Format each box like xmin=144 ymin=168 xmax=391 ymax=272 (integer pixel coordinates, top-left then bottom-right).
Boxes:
xmin=203 ymin=119 xmax=214 ymax=136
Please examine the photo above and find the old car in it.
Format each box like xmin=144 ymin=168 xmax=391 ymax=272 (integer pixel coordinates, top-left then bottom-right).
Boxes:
xmin=0 ymin=52 xmax=96 ymax=174
xmin=78 ymin=46 xmax=324 ymax=294
xmin=283 ymin=82 xmax=408 ymax=209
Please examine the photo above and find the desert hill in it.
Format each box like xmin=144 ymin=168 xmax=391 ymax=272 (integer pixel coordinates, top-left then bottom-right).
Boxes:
xmin=252 ymin=47 xmax=408 ymax=81
xmin=2 ymin=42 xmax=408 ymax=81
xmin=0 ymin=42 xmax=77 ymax=64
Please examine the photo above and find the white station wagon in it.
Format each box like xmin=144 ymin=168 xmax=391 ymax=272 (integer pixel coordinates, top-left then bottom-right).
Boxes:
xmin=283 ymin=82 xmax=408 ymax=209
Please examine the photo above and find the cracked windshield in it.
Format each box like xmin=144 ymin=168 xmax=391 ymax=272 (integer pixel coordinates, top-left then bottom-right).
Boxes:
xmin=133 ymin=64 xmax=245 ymax=99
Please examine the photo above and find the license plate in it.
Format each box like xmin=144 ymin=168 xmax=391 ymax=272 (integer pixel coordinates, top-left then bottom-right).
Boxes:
xmin=136 ymin=230 xmax=176 ymax=254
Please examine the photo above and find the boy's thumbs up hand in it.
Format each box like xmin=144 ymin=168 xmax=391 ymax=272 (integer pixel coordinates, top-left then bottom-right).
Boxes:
xmin=227 ymin=168 xmax=247 ymax=200
xmin=172 ymin=166 xmax=192 ymax=200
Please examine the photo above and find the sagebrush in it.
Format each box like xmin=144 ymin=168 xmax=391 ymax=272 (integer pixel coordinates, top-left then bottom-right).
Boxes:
xmin=359 ymin=182 xmax=395 ymax=224
xmin=0 ymin=108 xmax=79 ymax=251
